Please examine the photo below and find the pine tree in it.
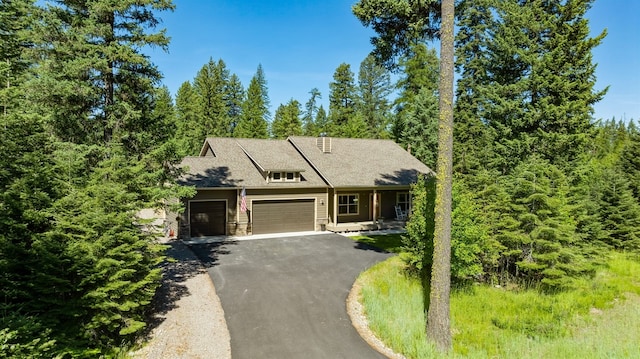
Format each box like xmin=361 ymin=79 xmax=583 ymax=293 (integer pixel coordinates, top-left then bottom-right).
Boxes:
xmin=271 ymin=99 xmax=303 ymax=139
xmin=16 ymin=1 xmax=183 ymax=354
xmin=328 ymin=63 xmax=357 ymax=136
xmin=43 ymin=148 xmax=166 ymax=348
xmin=402 ymin=175 xmax=436 ymax=275
xmin=235 ymin=65 xmax=270 ymax=138
xmin=175 ymin=81 xmax=202 ymax=155
xmin=0 ymin=0 xmax=36 ymax=119
xmin=620 ymin=122 xmax=640 ymax=201
xmin=597 ymin=166 xmax=640 ymax=251
xmin=33 ymin=0 xmax=174 ymax=151
xmin=400 ymin=87 xmax=439 ymax=168
xmin=0 ymin=3 xmax=61 ymax=354
xmin=356 ymin=55 xmax=392 ymax=138
xmin=342 ymin=112 xmax=371 ymax=138
xmin=479 ymin=0 xmax=606 ymax=171
xmin=453 ymin=0 xmax=496 ymax=175
xmin=192 ymin=58 xmax=232 ymax=137
xmin=226 ymin=73 xmax=245 ymax=135
xmin=315 ymin=105 xmax=329 ymax=135
xmin=393 ymin=45 xmax=440 ymax=167
xmin=303 ymin=88 xmax=321 ymax=136
xmin=491 ymin=157 xmax=591 ymax=289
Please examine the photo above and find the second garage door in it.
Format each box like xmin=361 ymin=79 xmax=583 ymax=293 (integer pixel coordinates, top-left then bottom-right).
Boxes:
xmin=252 ymin=199 xmax=315 ymax=235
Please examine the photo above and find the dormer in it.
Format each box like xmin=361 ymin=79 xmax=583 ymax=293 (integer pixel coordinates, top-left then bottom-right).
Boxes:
xmin=268 ymin=170 xmax=304 ymax=183
xmin=199 ymin=140 xmax=216 ymax=157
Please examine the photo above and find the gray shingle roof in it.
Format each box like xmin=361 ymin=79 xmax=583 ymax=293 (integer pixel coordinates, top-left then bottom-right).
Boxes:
xmin=179 ymin=137 xmax=327 ymax=188
xmin=179 ymin=136 xmax=433 ymax=189
xmin=288 ymin=136 xmax=433 ymax=187
xmin=235 ymin=138 xmax=310 ymax=172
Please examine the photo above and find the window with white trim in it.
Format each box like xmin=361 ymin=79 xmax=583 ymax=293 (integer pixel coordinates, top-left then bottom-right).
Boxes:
xmin=338 ymin=194 xmax=359 ymax=215
xmin=396 ymin=192 xmax=410 ymax=212
xmin=269 ymin=171 xmax=299 ymax=182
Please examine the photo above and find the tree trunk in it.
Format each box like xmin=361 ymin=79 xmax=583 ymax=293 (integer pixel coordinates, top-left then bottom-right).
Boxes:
xmin=427 ymin=0 xmax=454 ymax=353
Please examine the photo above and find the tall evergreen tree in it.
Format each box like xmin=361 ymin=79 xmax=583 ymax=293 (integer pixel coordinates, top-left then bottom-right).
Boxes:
xmin=303 ymin=88 xmax=321 ymax=136
xmin=174 ymin=81 xmax=202 ymax=155
xmin=226 ymin=73 xmax=245 ymax=135
xmin=394 ymin=44 xmax=440 ymax=167
xmin=453 ymin=0 xmax=496 ymax=175
xmin=192 ymin=58 xmax=232 ymax=137
xmin=271 ymin=99 xmax=303 ymax=139
xmin=12 ymin=1 xmax=185 ymax=354
xmin=235 ymin=65 xmax=270 ymax=138
xmin=33 ymin=0 xmax=174 ymax=152
xmin=400 ymin=87 xmax=439 ymax=167
xmin=356 ymin=55 xmax=392 ymax=138
xmin=315 ymin=105 xmax=329 ymax=135
xmin=480 ymin=0 xmax=606 ymax=171
xmin=328 ymin=63 xmax=358 ymax=137
xmin=0 ymin=0 xmax=36 ymax=119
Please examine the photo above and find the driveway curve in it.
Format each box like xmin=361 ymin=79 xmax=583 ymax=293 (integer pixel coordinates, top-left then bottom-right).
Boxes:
xmin=190 ymin=233 xmax=392 ymax=359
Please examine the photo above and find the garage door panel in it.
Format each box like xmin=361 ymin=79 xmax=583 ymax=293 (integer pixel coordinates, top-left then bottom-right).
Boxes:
xmin=252 ymin=199 xmax=314 ymax=235
xmin=190 ymin=201 xmax=226 ymax=237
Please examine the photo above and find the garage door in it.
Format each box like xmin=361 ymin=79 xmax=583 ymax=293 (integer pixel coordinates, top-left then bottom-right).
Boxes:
xmin=252 ymin=199 xmax=315 ymax=235
xmin=190 ymin=201 xmax=226 ymax=237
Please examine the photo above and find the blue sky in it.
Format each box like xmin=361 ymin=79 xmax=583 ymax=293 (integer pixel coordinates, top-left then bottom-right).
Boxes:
xmin=149 ymin=0 xmax=639 ymax=122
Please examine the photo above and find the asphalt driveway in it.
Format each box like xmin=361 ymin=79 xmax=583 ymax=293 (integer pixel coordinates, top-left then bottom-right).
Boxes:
xmin=189 ymin=233 xmax=392 ymax=359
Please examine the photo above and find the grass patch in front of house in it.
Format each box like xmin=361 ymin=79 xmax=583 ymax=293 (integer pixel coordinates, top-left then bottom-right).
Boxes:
xmin=351 ymin=233 xmax=405 ymax=253
xmin=356 ymin=248 xmax=640 ymax=358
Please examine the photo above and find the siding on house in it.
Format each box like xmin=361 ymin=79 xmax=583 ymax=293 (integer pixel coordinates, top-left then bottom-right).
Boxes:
xmin=176 ymin=136 xmax=432 ymax=237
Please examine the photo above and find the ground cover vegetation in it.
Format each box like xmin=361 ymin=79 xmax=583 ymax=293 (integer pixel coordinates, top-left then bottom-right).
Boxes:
xmin=354 ymin=234 xmax=640 ymax=358
xmin=2 ymin=0 xmax=640 ymax=356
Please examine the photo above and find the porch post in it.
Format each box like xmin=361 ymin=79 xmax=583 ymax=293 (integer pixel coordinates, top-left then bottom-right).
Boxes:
xmin=373 ymin=189 xmax=378 ymax=223
xmin=333 ymin=190 xmax=338 ymax=226
xmin=236 ymin=188 xmax=240 ymax=224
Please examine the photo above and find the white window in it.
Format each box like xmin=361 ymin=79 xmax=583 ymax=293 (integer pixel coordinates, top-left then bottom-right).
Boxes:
xmin=396 ymin=192 xmax=410 ymax=212
xmin=338 ymin=194 xmax=359 ymax=215
xmin=272 ymin=172 xmax=282 ymax=181
xmin=285 ymin=172 xmax=295 ymax=181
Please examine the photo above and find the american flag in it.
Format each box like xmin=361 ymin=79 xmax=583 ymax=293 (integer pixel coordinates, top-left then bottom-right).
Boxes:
xmin=240 ymin=187 xmax=247 ymax=213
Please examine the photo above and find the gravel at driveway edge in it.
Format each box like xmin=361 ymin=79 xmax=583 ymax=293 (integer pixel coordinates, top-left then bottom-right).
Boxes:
xmin=131 ymin=240 xmax=231 ymax=359
xmin=347 ymin=280 xmax=406 ymax=359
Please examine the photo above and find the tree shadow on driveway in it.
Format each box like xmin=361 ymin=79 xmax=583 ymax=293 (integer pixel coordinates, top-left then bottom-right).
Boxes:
xmin=142 ymin=239 xmax=235 ymax=336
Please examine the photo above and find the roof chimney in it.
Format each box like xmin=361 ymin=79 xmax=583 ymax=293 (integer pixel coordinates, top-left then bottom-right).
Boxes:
xmin=316 ymin=136 xmax=332 ymax=154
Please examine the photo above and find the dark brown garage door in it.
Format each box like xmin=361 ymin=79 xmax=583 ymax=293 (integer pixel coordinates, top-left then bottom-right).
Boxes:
xmin=252 ymin=199 xmax=315 ymax=235
xmin=190 ymin=201 xmax=226 ymax=237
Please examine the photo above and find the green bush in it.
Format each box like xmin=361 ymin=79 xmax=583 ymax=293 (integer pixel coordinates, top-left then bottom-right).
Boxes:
xmin=402 ymin=176 xmax=494 ymax=282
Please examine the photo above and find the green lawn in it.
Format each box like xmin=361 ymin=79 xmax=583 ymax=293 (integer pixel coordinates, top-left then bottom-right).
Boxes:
xmin=353 ymin=235 xmax=640 ymax=358
xmin=351 ymin=233 xmax=405 ymax=253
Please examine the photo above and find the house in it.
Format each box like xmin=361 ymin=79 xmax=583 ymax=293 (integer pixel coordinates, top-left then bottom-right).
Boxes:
xmin=176 ymin=136 xmax=433 ymax=238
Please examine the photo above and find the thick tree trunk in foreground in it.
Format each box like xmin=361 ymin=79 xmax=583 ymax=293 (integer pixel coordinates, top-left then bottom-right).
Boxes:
xmin=427 ymin=0 xmax=454 ymax=353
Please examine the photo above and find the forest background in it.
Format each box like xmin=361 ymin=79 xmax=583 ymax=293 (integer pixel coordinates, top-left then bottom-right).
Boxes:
xmin=1 ymin=0 xmax=639 ymax=357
